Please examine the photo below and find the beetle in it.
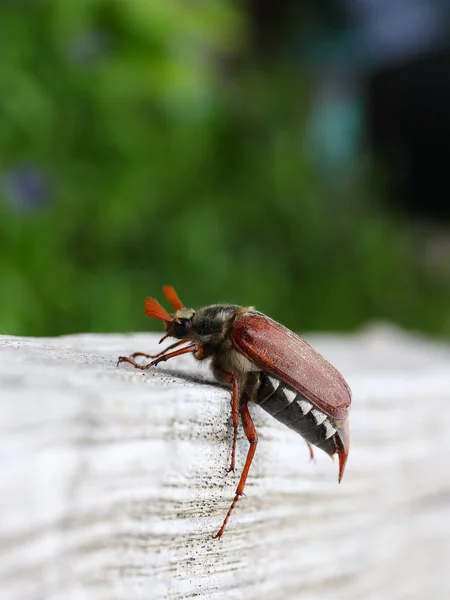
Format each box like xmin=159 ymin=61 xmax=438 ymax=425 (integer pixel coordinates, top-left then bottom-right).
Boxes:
xmin=118 ymin=285 xmax=351 ymax=538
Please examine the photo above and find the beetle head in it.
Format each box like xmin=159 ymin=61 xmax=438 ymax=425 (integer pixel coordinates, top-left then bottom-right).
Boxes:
xmin=144 ymin=286 xmax=239 ymax=347
xmin=144 ymin=285 xmax=194 ymax=340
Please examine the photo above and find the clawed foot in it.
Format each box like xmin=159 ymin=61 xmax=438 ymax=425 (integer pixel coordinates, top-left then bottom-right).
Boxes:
xmin=117 ymin=355 xmax=151 ymax=370
xmin=225 ymin=457 xmax=235 ymax=474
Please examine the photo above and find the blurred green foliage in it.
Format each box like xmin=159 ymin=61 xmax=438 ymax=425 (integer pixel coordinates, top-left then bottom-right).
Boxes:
xmin=0 ymin=0 xmax=449 ymax=337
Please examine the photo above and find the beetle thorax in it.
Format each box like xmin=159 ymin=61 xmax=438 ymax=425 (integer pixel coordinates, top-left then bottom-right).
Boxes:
xmin=189 ymin=304 xmax=240 ymax=346
xmin=165 ymin=303 xmax=260 ymax=382
xmin=165 ymin=303 xmax=241 ymax=347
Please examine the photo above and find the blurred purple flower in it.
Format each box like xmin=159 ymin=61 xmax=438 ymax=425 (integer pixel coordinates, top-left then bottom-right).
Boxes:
xmin=67 ymin=30 xmax=110 ymax=67
xmin=1 ymin=164 xmax=51 ymax=212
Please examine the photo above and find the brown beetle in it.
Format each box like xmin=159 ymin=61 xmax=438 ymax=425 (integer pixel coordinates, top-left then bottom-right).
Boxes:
xmin=118 ymin=285 xmax=351 ymax=538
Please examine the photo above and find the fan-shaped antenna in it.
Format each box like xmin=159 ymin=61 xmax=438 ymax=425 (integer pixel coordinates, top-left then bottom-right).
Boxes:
xmin=163 ymin=285 xmax=184 ymax=311
xmin=144 ymin=298 xmax=173 ymax=322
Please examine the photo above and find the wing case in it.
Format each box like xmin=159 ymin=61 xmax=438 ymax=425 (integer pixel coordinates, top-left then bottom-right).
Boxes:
xmin=230 ymin=311 xmax=351 ymax=420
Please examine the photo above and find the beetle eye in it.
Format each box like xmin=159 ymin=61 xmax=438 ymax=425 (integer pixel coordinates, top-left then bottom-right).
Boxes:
xmin=172 ymin=318 xmax=190 ymax=338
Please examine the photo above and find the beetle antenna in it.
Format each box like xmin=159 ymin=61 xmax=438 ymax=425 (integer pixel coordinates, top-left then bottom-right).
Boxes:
xmin=163 ymin=285 xmax=184 ymax=311
xmin=144 ymin=298 xmax=174 ymax=322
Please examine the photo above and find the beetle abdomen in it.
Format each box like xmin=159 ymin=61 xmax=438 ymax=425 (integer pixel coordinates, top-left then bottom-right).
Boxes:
xmin=256 ymin=374 xmax=339 ymax=456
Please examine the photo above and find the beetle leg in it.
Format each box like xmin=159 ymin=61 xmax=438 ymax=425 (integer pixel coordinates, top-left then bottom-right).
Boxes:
xmin=212 ymin=369 xmax=239 ymax=473
xmin=225 ymin=373 xmax=239 ymax=473
xmin=117 ymin=343 xmax=197 ymax=370
xmin=128 ymin=339 xmax=189 ymax=361
xmin=306 ymin=441 xmax=315 ymax=462
xmin=214 ymin=388 xmax=258 ymax=539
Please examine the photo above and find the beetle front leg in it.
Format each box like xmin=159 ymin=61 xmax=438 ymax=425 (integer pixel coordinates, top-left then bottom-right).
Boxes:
xmin=128 ymin=339 xmax=189 ymax=361
xmin=117 ymin=343 xmax=198 ymax=370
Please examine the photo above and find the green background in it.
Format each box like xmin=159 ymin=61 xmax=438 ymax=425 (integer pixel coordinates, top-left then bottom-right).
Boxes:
xmin=1 ymin=1 xmax=449 ymax=337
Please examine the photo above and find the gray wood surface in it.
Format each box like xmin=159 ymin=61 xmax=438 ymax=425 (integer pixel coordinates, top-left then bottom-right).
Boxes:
xmin=1 ymin=327 xmax=449 ymax=600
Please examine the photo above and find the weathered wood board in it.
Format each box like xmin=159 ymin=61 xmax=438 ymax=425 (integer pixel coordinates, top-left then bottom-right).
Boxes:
xmin=1 ymin=327 xmax=449 ymax=600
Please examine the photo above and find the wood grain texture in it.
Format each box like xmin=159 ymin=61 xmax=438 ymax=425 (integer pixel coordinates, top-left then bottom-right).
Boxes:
xmin=1 ymin=327 xmax=449 ymax=600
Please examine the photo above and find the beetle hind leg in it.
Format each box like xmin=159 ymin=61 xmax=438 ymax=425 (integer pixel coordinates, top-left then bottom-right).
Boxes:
xmin=306 ymin=441 xmax=315 ymax=462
